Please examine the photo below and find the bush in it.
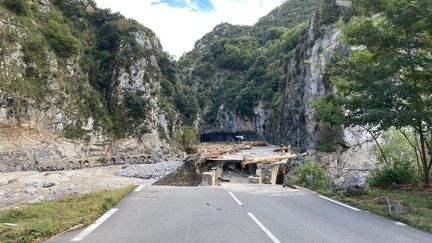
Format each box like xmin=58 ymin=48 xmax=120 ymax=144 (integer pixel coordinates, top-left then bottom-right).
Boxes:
xmin=173 ymin=126 xmax=198 ymax=151
xmin=316 ymin=144 xmax=336 ymax=153
xmin=42 ymin=13 xmax=80 ymax=58
xmin=3 ymin=0 xmax=31 ymax=16
xmin=63 ymin=123 xmax=86 ymax=140
xmin=293 ymin=157 xmax=330 ymax=191
xmin=175 ymin=86 xmax=199 ymax=126
xmin=371 ymin=128 xmax=421 ymax=186
xmin=370 ymin=162 xmax=420 ymax=187
xmin=235 ymin=82 xmax=260 ymax=117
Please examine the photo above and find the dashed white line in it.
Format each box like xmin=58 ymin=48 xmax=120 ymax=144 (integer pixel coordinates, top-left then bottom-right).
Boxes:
xmin=395 ymin=222 xmax=407 ymax=226
xmin=228 ymin=192 xmax=244 ymax=206
xmin=134 ymin=185 xmax=145 ymax=192
xmin=247 ymin=213 xmax=281 ymax=243
xmin=70 ymin=208 xmax=119 ymax=242
xmin=319 ymin=195 xmax=361 ymax=211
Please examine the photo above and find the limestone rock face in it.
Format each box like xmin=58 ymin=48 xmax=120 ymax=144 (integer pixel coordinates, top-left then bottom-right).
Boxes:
xmin=0 ymin=0 xmax=181 ymax=172
xmin=265 ymin=0 xmax=376 ymax=185
xmin=201 ymin=103 xmax=267 ymax=139
xmin=266 ymin=3 xmax=350 ymax=148
xmin=312 ymin=126 xmax=377 ymax=187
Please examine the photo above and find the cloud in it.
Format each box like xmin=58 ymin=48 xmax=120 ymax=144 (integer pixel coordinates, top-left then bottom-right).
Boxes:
xmin=152 ymin=0 xmax=215 ymax=12
xmin=93 ymin=0 xmax=283 ymax=58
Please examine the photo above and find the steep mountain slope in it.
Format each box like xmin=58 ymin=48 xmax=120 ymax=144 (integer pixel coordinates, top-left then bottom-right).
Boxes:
xmin=181 ymin=0 xmax=376 ymax=186
xmin=178 ymin=0 xmax=320 ymax=141
xmin=266 ymin=0 xmax=353 ymax=147
xmin=0 ymin=0 xmax=193 ymax=171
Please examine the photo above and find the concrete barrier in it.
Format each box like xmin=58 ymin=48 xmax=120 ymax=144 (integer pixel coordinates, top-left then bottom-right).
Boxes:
xmin=202 ymin=170 xmax=216 ymax=186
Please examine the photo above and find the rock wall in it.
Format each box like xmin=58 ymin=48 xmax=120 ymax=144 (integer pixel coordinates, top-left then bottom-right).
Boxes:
xmin=200 ymin=102 xmax=267 ymax=141
xmin=0 ymin=124 xmax=175 ymax=172
xmin=0 ymin=0 xmax=181 ymax=172
xmin=267 ymin=0 xmax=377 ymax=186
xmin=266 ymin=0 xmax=351 ymax=148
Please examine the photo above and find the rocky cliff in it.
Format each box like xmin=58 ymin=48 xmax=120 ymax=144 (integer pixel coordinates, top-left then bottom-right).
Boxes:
xmin=0 ymin=0 xmax=186 ymax=171
xmin=266 ymin=0 xmax=352 ymax=148
xmin=178 ymin=0 xmax=319 ymax=141
xmin=262 ymin=0 xmax=376 ymax=187
xmin=181 ymin=0 xmax=376 ymax=186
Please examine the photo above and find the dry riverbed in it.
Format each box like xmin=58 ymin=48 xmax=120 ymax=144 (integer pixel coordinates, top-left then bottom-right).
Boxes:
xmin=0 ymin=160 xmax=183 ymax=209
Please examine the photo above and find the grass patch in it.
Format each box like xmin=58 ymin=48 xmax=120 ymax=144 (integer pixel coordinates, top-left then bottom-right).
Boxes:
xmin=0 ymin=185 xmax=135 ymax=243
xmin=322 ymin=188 xmax=432 ymax=233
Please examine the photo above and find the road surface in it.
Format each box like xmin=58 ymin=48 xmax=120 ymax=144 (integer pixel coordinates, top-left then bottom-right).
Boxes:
xmin=49 ymin=184 xmax=432 ymax=243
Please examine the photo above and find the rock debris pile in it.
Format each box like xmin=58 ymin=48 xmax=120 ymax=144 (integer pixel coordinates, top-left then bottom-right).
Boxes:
xmin=116 ymin=160 xmax=183 ymax=179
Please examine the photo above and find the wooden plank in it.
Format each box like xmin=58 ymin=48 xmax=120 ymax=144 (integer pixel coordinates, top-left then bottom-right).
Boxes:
xmin=242 ymin=154 xmax=297 ymax=165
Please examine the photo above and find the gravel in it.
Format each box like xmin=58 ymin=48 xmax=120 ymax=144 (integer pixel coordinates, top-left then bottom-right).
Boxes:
xmin=116 ymin=160 xmax=184 ymax=180
xmin=0 ymin=166 xmax=147 ymax=209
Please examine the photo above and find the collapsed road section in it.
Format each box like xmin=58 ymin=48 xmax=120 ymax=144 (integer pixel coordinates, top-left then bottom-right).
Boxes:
xmin=154 ymin=142 xmax=298 ymax=187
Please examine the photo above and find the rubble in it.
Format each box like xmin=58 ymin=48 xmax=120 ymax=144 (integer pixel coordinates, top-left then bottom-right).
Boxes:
xmin=116 ymin=160 xmax=183 ymax=179
xmin=0 ymin=166 xmax=148 ymax=209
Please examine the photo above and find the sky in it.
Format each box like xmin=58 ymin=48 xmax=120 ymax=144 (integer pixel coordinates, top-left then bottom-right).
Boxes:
xmin=93 ymin=0 xmax=285 ymax=58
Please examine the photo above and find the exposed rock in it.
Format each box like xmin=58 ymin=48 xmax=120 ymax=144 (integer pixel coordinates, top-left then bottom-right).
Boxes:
xmin=201 ymin=102 xmax=267 ymax=140
xmin=0 ymin=166 xmax=148 ymax=208
xmin=116 ymin=160 xmax=183 ymax=180
xmin=391 ymin=204 xmax=412 ymax=215
xmin=25 ymin=186 xmax=37 ymax=195
xmin=266 ymin=2 xmax=351 ymax=147
xmin=3 ymin=223 xmax=18 ymax=227
xmin=0 ymin=0 xmax=182 ymax=173
xmin=345 ymin=185 xmax=366 ymax=196
xmin=42 ymin=182 xmax=56 ymax=188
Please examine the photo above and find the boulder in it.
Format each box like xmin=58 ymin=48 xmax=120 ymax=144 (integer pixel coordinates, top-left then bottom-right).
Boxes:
xmin=345 ymin=185 xmax=366 ymax=196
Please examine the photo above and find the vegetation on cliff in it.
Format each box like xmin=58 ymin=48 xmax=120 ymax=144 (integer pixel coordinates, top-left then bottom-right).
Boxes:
xmin=0 ymin=0 xmax=198 ymax=141
xmin=178 ymin=0 xmax=319 ymax=124
xmin=312 ymin=0 xmax=432 ymax=184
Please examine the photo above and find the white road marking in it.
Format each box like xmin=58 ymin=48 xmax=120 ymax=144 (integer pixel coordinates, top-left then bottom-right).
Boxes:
xmin=395 ymin=222 xmax=407 ymax=226
xmin=247 ymin=212 xmax=281 ymax=243
xmin=319 ymin=195 xmax=361 ymax=211
xmin=134 ymin=185 xmax=145 ymax=192
xmin=128 ymin=197 xmax=158 ymax=200
xmin=70 ymin=208 xmax=119 ymax=242
xmin=228 ymin=192 xmax=244 ymax=206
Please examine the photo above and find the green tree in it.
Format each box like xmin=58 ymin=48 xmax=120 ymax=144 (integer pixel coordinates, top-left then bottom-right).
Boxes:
xmin=173 ymin=126 xmax=198 ymax=151
xmin=175 ymin=86 xmax=200 ymax=125
xmin=370 ymin=128 xmax=420 ymax=186
xmin=312 ymin=0 xmax=432 ymax=184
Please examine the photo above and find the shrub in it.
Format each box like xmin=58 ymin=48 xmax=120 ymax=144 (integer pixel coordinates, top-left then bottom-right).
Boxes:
xmin=370 ymin=163 xmax=420 ymax=187
xmin=316 ymin=144 xmax=336 ymax=153
xmin=235 ymin=83 xmax=260 ymax=117
xmin=175 ymin=86 xmax=199 ymax=126
xmin=3 ymin=0 xmax=31 ymax=16
xmin=370 ymin=128 xmax=421 ymax=186
xmin=293 ymin=157 xmax=330 ymax=191
xmin=42 ymin=13 xmax=80 ymax=58
xmin=124 ymin=93 xmax=148 ymax=120
xmin=173 ymin=126 xmax=198 ymax=151
xmin=63 ymin=123 xmax=86 ymax=140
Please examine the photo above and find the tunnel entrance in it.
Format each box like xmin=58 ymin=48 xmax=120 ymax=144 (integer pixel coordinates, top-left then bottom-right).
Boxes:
xmin=200 ymin=131 xmax=259 ymax=142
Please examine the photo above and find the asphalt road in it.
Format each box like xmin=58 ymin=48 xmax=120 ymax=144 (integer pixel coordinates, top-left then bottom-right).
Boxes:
xmin=49 ymin=184 xmax=432 ymax=243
